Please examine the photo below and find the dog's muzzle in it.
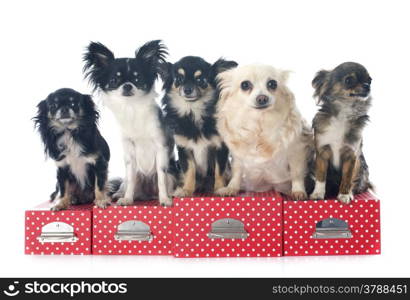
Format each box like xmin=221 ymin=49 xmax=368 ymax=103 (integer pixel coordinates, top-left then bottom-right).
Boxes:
xmin=122 ymin=83 xmax=134 ymax=97
xmin=56 ymin=108 xmax=75 ymax=123
xmin=180 ymin=85 xmax=200 ymax=101
xmin=253 ymin=94 xmax=271 ymax=109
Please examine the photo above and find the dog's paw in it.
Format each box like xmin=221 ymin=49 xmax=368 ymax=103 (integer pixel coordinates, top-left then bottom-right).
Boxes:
xmin=111 ymin=191 xmax=124 ymax=200
xmin=94 ymin=197 xmax=111 ymax=209
xmin=159 ymin=195 xmax=173 ymax=207
xmin=116 ymin=197 xmax=134 ymax=206
xmin=51 ymin=201 xmax=69 ymax=211
xmin=310 ymin=191 xmax=325 ymax=200
xmin=215 ymin=186 xmax=239 ymax=196
xmin=291 ymin=190 xmax=307 ymax=201
xmin=173 ymin=187 xmax=194 ymax=198
xmin=337 ymin=193 xmax=353 ymax=204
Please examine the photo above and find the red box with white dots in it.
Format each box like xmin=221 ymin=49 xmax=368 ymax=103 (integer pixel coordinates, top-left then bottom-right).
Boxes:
xmin=283 ymin=192 xmax=381 ymax=256
xmin=92 ymin=201 xmax=173 ymax=255
xmin=25 ymin=203 xmax=93 ymax=255
xmin=173 ymin=192 xmax=283 ymax=258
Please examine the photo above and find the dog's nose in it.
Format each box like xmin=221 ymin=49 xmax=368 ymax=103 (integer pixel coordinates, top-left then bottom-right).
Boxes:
xmin=183 ymin=87 xmax=193 ymax=95
xmin=60 ymin=107 xmax=69 ymax=114
xmin=362 ymin=83 xmax=370 ymax=91
xmin=123 ymin=83 xmax=133 ymax=92
xmin=256 ymin=94 xmax=269 ymax=106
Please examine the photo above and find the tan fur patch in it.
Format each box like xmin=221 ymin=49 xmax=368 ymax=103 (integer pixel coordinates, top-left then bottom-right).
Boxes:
xmin=94 ymin=178 xmax=105 ymax=202
xmin=314 ymin=145 xmax=333 ymax=182
xmin=194 ymin=70 xmax=202 ymax=77
xmin=177 ymin=68 xmax=185 ymax=76
xmin=182 ymin=158 xmax=196 ymax=193
xmin=339 ymin=146 xmax=357 ymax=194
xmin=214 ymin=163 xmax=225 ymax=191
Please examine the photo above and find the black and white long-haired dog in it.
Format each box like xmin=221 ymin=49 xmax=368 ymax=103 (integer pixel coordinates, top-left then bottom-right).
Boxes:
xmin=309 ymin=62 xmax=373 ymax=204
xmin=160 ymin=56 xmax=237 ymax=196
xmin=83 ymin=40 xmax=177 ymax=206
xmin=34 ymin=88 xmax=111 ymax=211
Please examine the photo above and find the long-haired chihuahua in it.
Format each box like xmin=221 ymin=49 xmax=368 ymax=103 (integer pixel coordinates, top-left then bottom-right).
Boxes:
xmin=83 ymin=40 xmax=177 ymax=206
xmin=310 ymin=62 xmax=373 ymax=204
xmin=160 ymin=56 xmax=237 ymax=196
xmin=216 ymin=64 xmax=314 ymax=200
xmin=34 ymin=88 xmax=110 ymax=211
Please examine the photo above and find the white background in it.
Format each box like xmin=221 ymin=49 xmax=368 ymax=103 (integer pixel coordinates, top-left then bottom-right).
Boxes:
xmin=0 ymin=0 xmax=409 ymax=277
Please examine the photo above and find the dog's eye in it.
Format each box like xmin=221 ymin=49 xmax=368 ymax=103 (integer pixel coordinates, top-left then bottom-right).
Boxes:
xmin=109 ymin=77 xmax=119 ymax=87
xmin=344 ymin=76 xmax=356 ymax=86
xmin=175 ymin=76 xmax=183 ymax=86
xmin=267 ymin=80 xmax=277 ymax=90
xmin=241 ymin=80 xmax=252 ymax=91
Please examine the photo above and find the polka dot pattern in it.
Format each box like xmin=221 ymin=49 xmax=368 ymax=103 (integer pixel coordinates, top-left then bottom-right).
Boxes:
xmin=173 ymin=192 xmax=282 ymax=258
xmin=92 ymin=201 xmax=173 ymax=255
xmin=283 ymin=192 xmax=381 ymax=256
xmin=25 ymin=204 xmax=93 ymax=255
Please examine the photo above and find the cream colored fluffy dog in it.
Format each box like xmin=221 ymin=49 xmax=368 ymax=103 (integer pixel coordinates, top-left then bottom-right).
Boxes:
xmin=216 ymin=64 xmax=313 ymax=200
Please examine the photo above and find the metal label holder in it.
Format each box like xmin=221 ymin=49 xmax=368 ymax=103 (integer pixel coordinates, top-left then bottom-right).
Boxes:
xmin=36 ymin=222 xmax=79 ymax=243
xmin=207 ymin=218 xmax=249 ymax=239
xmin=114 ymin=220 xmax=153 ymax=242
xmin=312 ymin=218 xmax=353 ymax=239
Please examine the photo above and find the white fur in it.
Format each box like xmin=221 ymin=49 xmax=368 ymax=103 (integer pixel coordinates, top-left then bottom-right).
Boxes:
xmin=55 ymin=132 xmax=96 ymax=188
xmin=168 ymin=89 xmax=214 ymax=124
xmin=316 ymin=101 xmax=362 ymax=169
xmin=101 ymin=83 xmax=172 ymax=205
xmin=216 ymin=64 xmax=312 ymax=198
xmin=310 ymin=181 xmax=326 ymax=199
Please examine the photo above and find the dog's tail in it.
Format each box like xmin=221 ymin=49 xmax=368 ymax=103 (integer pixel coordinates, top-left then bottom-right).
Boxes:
xmin=367 ymin=181 xmax=376 ymax=194
xmin=107 ymin=177 xmax=123 ymax=198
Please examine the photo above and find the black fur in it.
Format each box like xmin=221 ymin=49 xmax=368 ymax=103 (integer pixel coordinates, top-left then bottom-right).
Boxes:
xmin=83 ymin=40 xmax=167 ymax=94
xmin=160 ymin=56 xmax=237 ymax=193
xmin=34 ymin=88 xmax=110 ymax=205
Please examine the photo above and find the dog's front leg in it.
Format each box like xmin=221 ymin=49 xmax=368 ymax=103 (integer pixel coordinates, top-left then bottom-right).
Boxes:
xmin=310 ymin=145 xmax=332 ymax=200
xmin=337 ymin=146 xmax=357 ymax=204
xmin=156 ymin=146 xmax=172 ymax=206
xmin=215 ymin=155 xmax=241 ymax=196
xmin=288 ymin=138 xmax=310 ymax=201
xmin=173 ymin=146 xmax=196 ymax=197
xmin=214 ymin=144 xmax=229 ymax=191
xmin=51 ymin=168 xmax=71 ymax=211
xmin=117 ymin=139 xmax=136 ymax=206
xmin=94 ymin=158 xmax=111 ymax=209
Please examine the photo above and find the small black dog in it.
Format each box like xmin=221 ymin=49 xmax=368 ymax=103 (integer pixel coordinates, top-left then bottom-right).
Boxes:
xmin=160 ymin=56 xmax=237 ymax=196
xmin=310 ymin=62 xmax=373 ymax=203
xmin=34 ymin=88 xmax=110 ymax=210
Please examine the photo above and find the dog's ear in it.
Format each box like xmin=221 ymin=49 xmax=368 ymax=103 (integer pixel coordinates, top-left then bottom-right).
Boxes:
xmin=81 ymin=94 xmax=99 ymax=125
xmin=135 ymin=40 xmax=168 ymax=70
xmin=158 ymin=62 xmax=173 ymax=90
xmin=83 ymin=42 xmax=115 ymax=90
xmin=312 ymin=70 xmax=330 ymax=103
xmin=33 ymin=99 xmax=48 ymax=129
xmin=210 ymin=58 xmax=238 ymax=85
xmin=216 ymin=68 xmax=236 ymax=105
xmin=278 ymin=69 xmax=292 ymax=84
xmin=33 ymin=98 xmax=51 ymax=155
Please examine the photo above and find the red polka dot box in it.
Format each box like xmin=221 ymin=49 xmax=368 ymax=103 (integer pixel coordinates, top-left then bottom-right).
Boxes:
xmin=92 ymin=201 xmax=173 ymax=255
xmin=283 ymin=192 xmax=381 ymax=256
xmin=173 ymin=192 xmax=283 ymax=258
xmin=25 ymin=203 xmax=93 ymax=255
